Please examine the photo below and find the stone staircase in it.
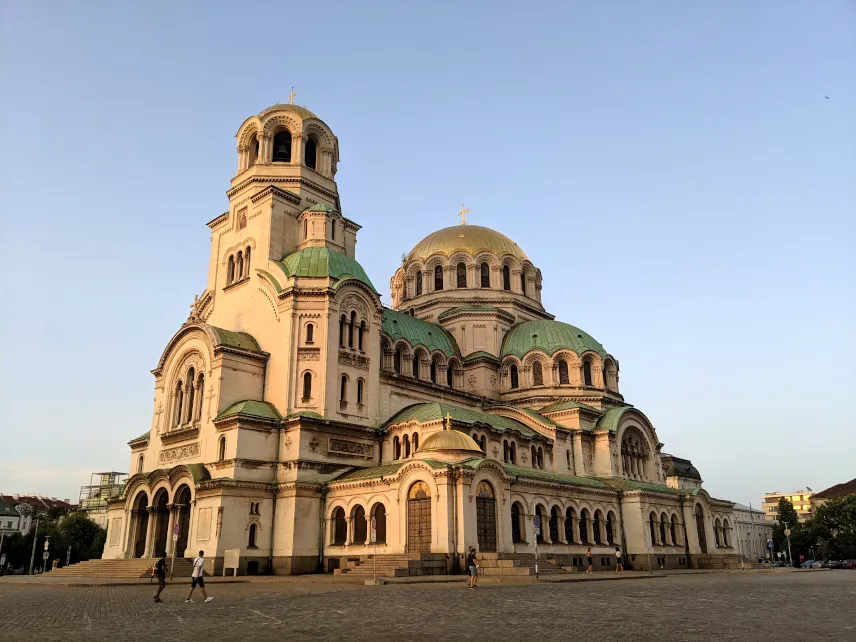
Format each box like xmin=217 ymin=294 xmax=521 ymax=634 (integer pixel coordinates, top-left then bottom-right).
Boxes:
xmin=333 ymin=553 xmax=448 ymax=578
xmin=478 ymin=553 xmax=574 ymax=576
xmin=49 ymin=558 xmax=195 ymax=579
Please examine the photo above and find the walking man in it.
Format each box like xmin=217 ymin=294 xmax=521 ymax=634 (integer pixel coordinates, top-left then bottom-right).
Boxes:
xmin=614 ymin=546 xmax=625 ymax=575
xmin=466 ymin=547 xmax=479 ymax=589
xmin=186 ymin=550 xmax=213 ymax=603
xmin=153 ymin=555 xmax=167 ymax=602
xmin=585 ymin=547 xmax=594 ymax=574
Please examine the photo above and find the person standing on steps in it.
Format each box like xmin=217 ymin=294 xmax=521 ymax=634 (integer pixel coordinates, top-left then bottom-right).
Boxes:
xmin=585 ymin=547 xmax=594 ymax=574
xmin=614 ymin=546 xmax=625 ymax=575
xmin=186 ymin=550 xmax=213 ymax=603
xmin=153 ymin=555 xmax=167 ymax=602
xmin=466 ymin=547 xmax=479 ymax=589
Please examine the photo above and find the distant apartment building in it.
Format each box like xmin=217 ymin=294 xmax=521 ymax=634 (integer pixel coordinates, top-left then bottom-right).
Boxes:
xmin=79 ymin=472 xmax=128 ymax=529
xmin=0 ymin=494 xmax=77 ymax=535
xmin=732 ymin=503 xmax=773 ymax=558
xmin=761 ymin=490 xmax=813 ymax=523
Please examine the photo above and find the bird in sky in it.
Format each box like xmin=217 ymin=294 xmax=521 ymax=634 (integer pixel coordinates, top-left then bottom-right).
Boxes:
xmin=825 ymin=96 xmax=830 ymax=99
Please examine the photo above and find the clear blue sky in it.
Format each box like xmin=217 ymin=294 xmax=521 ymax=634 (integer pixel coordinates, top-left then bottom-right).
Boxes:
xmin=1 ymin=2 xmax=853 ymax=506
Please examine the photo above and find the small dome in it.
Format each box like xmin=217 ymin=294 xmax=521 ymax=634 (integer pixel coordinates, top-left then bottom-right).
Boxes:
xmin=502 ymin=320 xmax=606 ymax=359
xmin=257 ymin=103 xmax=319 ymax=121
xmin=417 ymin=430 xmax=483 ymax=455
xmin=408 ymin=225 xmax=529 ymax=262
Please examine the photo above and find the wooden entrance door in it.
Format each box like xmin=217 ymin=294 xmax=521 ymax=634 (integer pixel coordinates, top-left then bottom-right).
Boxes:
xmin=407 ymin=481 xmax=432 ymax=553
xmin=476 ymin=481 xmax=497 ymax=552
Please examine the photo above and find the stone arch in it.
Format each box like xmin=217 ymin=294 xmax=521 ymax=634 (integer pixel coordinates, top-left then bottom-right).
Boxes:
xmin=603 ymin=356 xmax=619 ymax=392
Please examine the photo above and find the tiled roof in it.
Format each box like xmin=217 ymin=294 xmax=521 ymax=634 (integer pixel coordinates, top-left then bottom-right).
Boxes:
xmin=462 ymin=350 xmax=500 ymax=362
xmin=594 ymin=406 xmax=635 ymax=433
xmin=216 ymin=400 xmax=282 ymax=421
xmin=501 ymin=320 xmax=607 ymax=359
xmin=332 ymin=462 xmax=404 ymax=482
xmin=511 ymin=407 xmax=561 ymax=428
xmin=382 ymin=309 xmax=460 ymax=357
xmin=275 ymin=247 xmax=376 ymax=291
xmin=384 ymin=402 xmax=540 ymax=439
xmin=502 ymin=464 xmax=609 ymax=489
xmin=128 ymin=431 xmax=150 ymax=444
xmin=540 ymin=400 xmax=601 ymax=414
xmin=598 ymin=478 xmax=685 ymax=495
xmin=210 ymin=326 xmax=264 ymax=354
xmin=813 ymin=478 xmax=856 ymax=499
xmin=285 ymin=411 xmax=325 ymax=421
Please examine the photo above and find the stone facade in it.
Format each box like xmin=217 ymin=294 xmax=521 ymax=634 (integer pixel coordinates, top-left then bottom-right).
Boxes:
xmin=102 ymin=103 xmax=740 ymax=574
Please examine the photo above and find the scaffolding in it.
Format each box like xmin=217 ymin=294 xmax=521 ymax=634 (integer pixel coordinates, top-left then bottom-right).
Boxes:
xmin=79 ymin=472 xmax=128 ymax=527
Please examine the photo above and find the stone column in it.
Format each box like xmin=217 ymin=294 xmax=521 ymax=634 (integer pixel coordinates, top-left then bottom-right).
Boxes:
xmin=291 ymin=134 xmax=305 ymax=166
xmin=556 ymin=516 xmax=567 ymax=544
xmin=143 ymin=507 xmax=157 ymax=558
xmin=165 ymin=505 xmax=176 ymax=555
xmin=586 ymin=518 xmax=594 ymax=545
xmin=572 ymin=434 xmax=584 ymax=475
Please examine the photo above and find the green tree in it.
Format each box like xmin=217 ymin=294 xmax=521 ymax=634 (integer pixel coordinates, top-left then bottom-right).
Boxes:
xmin=59 ymin=512 xmax=105 ymax=564
xmin=811 ymin=495 xmax=856 ymax=559
xmin=771 ymin=498 xmax=800 ymax=560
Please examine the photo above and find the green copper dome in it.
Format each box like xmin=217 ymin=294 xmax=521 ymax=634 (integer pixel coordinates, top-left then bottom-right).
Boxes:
xmin=274 ymin=247 xmax=376 ymax=292
xmin=501 ymin=320 xmax=607 ymax=359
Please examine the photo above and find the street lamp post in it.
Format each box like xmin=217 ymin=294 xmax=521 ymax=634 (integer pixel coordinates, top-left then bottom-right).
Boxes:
xmin=784 ymin=524 xmax=793 ymax=567
xmin=28 ymin=513 xmax=40 ymax=575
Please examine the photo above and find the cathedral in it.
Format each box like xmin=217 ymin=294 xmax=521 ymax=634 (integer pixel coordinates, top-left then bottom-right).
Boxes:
xmin=102 ymin=102 xmax=740 ymax=575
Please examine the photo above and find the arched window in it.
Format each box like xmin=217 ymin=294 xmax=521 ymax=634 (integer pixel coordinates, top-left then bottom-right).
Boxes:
xmin=272 ymin=130 xmax=291 ymax=162
xmin=304 ymin=218 xmax=308 ymax=240
xmin=579 ymin=510 xmax=589 ymax=544
xmin=372 ymin=504 xmax=387 ymax=544
xmin=244 ymin=246 xmax=251 ymax=276
xmin=227 ymin=255 xmax=235 ymax=285
xmin=403 ymin=434 xmax=411 ymax=458
xmin=248 ymin=523 xmax=257 ymax=548
xmin=660 ymin=513 xmax=668 ymax=546
xmin=593 ymin=511 xmax=602 ymax=545
xmin=723 ymin=520 xmax=730 ymax=547
xmin=480 ymin=262 xmax=490 ymax=287
xmin=333 ymin=507 xmax=347 ymax=545
xmin=446 ymin=363 xmax=454 ymax=388
xmin=173 ymin=380 xmax=183 ymax=426
xmin=583 ymin=359 xmax=593 ymax=386
xmin=670 ymin=515 xmax=678 ymax=546
xmin=194 ymin=373 xmax=205 ymax=421
xmin=339 ymin=315 xmax=346 ymax=346
xmin=247 ymin=133 xmax=259 ymax=167
xmin=520 ymin=272 xmax=526 ymax=294
xmin=430 ymin=359 xmax=437 ymax=384
xmin=185 ymin=368 xmax=196 ymax=423
xmin=306 ymin=323 xmax=314 ymax=344
xmin=305 ymin=136 xmax=317 ymax=169
xmin=353 ymin=506 xmax=367 ymax=544
xmin=565 ymin=508 xmax=577 ymax=543
xmin=621 ymin=428 xmax=648 ymax=481
xmin=695 ymin=505 xmax=708 ymax=554
xmin=503 ymin=440 xmax=509 ymax=463
xmin=558 ymin=359 xmax=569 ymax=384
xmin=536 ymin=506 xmax=546 ymax=543
xmin=510 ymin=441 xmax=517 ymax=464
xmin=531 ymin=445 xmax=537 ymax=467
xmin=650 ymin=512 xmax=658 ymax=545
xmin=302 ymin=372 xmax=312 ymax=400
xmin=236 ymin=251 xmax=244 ymax=280
xmin=537 ymin=447 xmax=544 ymax=468
xmin=218 ymin=436 xmax=226 ymax=462
xmin=331 ymin=220 xmax=336 ymax=240
xmin=511 ymin=503 xmax=522 ymax=543
xmin=394 ymin=347 xmax=402 ymax=374
xmin=532 ymin=361 xmax=543 ymax=386
xmin=356 ymin=379 xmax=364 ymax=405
xmin=348 ymin=311 xmax=356 ymax=348
xmin=606 ymin=512 xmax=615 ymax=544
xmin=566 ymin=450 xmax=571 ymax=469
xmin=434 ymin=265 xmax=443 ymax=291
xmin=412 ymin=432 xmax=419 ymax=452
xmin=137 ymin=455 xmax=144 ymax=474
xmin=456 ymin=262 xmax=467 ymax=288
xmin=550 ymin=507 xmax=560 ymax=542
xmin=393 ymin=436 xmax=401 ymax=460
xmin=480 ymin=435 xmax=486 ymax=452
xmin=358 ymin=321 xmax=366 ymax=351
xmin=415 ymin=271 xmax=422 ymax=296
xmin=340 ymin=375 xmax=347 ymax=402
xmin=510 ymin=365 xmax=519 ymax=389
xmin=502 ymin=265 xmax=511 ymax=290
xmin=412 ymin=352 xmax=420 ymax=379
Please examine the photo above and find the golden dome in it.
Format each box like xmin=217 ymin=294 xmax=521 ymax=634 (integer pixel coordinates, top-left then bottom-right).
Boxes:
xmin=417 ymin=430 xmax=484 ymax=454
xmin=408 ymin=225 xmax=529 ymax=263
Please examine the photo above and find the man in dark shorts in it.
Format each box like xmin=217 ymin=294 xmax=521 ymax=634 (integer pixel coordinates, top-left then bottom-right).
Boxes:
xmin=186 ymin=550 xmax=213 ymax=603
xmin=585 ymin=547 xmax=594 ymax=574
xmin=153 ymin=555 xmax=166 ymax=602
xmin=466 ymin=547 xmax=479 ymax=589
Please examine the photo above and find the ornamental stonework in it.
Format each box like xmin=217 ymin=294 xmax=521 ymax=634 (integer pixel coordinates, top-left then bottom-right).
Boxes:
xmin=298 ymin=349 xmax=320 ymax=361
xmin=338 ymin=351 xmax=369 ymax=370
xmin=328 ymin=438 xmax=374 ymax=459
xmin=159 ymin=442 xmax=200 ymax=464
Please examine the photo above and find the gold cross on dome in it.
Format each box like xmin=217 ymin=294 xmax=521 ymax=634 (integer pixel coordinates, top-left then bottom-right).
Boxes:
xmin=457 ymin=204 xmax=469 ymax=225
xmin=444 ymin=413 xmax=452 ymax=430
xmin=288 ymin=88 xmax=296 ymax=104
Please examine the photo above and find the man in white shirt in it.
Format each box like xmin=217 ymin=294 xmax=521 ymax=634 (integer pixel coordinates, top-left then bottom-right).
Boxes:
xmin=185 ymin=550 xmax=213 ymax=603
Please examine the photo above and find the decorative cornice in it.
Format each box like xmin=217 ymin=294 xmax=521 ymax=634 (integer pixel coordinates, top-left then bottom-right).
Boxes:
xmin=160 ymin=426 xmax=200 ymax=445
xmin=227 ymin=176 xmax=337 ymax=201
xmin=249 ymin=185 xmax=302 ymax=205
xmin=206 ymin=212 xmax=229 ymax=229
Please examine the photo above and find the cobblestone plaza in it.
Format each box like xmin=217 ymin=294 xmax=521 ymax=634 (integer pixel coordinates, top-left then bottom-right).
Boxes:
xmin=1 ymin=572 xmax=853 ymax=641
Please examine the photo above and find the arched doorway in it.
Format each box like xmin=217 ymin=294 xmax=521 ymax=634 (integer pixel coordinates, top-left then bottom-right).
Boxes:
xmin=174 ymin=485 xmax=192 ymax=557
xmin=549 ymin=507 xmax=560 ymax=543
xmin=695 ymin=505 xmax=708 ymax=554
xmin=353 ymin=506 xmax=367 ymax=544
xmin=152 ymin=489 xmax=169 ymax=558
xmin=131 ymin=492 xmax=149 ymax=558
xmin=475 ymin=481 xmax=497 ymax=552
xmin=536 ymin=505 xmax=547 ymax=543
xmin=332 ymin=507 xmax=347 ymax=545
xmin=407 ymin=481 xmax=432 ymax=553
xmin=371 ymin=504 xmax=387 ymax=544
